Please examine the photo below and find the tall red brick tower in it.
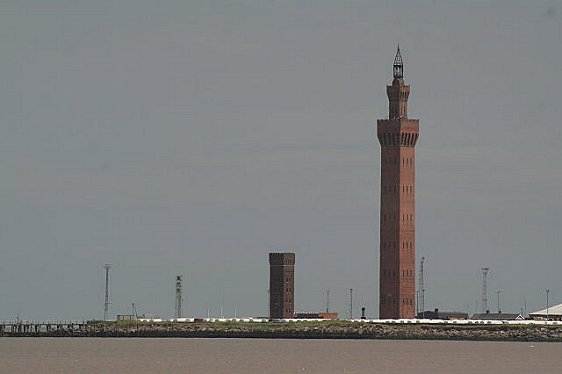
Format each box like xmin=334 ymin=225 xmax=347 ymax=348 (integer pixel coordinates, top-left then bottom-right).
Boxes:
xmin=269 ymin=252 xmax=295 ymax=319
xmin=377 ymin=47 xmax=419 ymax=319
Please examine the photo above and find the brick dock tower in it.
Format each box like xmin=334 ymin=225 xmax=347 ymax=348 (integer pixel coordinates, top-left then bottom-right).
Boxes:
xmin=269 ymin=252 xmax=295 ymax=319
xmin=377 ymin=47 xmax=419 ymax=319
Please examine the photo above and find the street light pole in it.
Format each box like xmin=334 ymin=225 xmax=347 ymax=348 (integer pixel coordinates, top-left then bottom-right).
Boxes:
xmin=497 ymin=290 xmax=501 ymax=313
xmin=416 ymin=290 xmax=420 ymax=318
xmin=546 ymin=289 xmax=550 ymax=320
xmin=349 ymin=288 xmax=353 ymax=319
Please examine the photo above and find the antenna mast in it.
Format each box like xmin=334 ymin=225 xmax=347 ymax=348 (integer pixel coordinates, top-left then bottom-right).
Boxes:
xmin=481 ymin=267 xmax=490 ymax=313
xmin=174 ymin=275 xmax=183 ymax=319
xmin=103 ymin=264 xmax=111 ymax=321
xmin=418 ymin=257 xmax=425 ymax=316
xmin=132 ymin=302 xmax=137 ymax=319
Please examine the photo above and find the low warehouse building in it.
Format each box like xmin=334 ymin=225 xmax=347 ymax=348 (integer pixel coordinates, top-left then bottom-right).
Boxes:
xmin=470 ymin=311 xmax=524 ymax=320
xmin=294 ymin=312 xmax=338 ymax=320
xmin=530 ymin=303 xmax=562 ymax=321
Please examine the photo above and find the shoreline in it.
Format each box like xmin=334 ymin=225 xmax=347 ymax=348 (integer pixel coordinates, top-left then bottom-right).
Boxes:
xmin=3 ymin=321 xmax=562 ymax=342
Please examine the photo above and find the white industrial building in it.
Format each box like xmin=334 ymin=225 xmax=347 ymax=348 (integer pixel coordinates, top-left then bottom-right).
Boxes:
xmin=530 ymin=303 xmax=562 ymax=320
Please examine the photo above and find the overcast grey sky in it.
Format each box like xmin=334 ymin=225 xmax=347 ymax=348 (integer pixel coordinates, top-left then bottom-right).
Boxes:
xmin=1 ymin=0 xmax=561 ymax=320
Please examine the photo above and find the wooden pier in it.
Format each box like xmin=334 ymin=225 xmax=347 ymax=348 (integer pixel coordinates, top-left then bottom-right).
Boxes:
xmin=0 ymin=321 xmax=88 ymax=337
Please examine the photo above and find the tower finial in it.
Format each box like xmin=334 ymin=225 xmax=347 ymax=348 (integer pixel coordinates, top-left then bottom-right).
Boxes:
xmin=393 ymin=45 xmax=403 ymax=78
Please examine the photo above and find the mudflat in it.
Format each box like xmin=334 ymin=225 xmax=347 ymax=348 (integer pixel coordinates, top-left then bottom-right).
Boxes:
xmin=1 ymin=338 xmax=562 ymax=373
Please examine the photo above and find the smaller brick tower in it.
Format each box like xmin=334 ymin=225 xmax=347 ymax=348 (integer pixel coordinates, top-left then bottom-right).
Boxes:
xmin=269 ymin=252 xmax=295 ymax=319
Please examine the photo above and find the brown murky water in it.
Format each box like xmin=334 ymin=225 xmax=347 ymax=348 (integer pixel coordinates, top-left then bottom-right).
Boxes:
xmin=1 ymin=338 xmax=562 ymax=373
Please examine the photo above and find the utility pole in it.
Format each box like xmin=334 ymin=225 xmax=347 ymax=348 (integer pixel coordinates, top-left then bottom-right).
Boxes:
xmin=349 ymin=288 xmax=353 ymax=319
xmin=174 ymin=275 xmax=183 ymax=319
xmin=496 ymin=290 xmax=501 ymax=313
xmin=481 ymin=267 xmax=489 ymax=313
xmin=325 ymin=290 xmax=330 ymax=313
xmin=103 ymin=264 xmax=111 ymax=321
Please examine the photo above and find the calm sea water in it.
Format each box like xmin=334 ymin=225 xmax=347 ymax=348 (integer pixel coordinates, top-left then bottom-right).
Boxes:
xmin=1 ymin=338 xmax=562 ymax=373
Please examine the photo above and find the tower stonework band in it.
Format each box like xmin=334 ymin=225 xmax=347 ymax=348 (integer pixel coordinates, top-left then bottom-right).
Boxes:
xmin=269 ymin=252 xmax=295 ymax=319
xmin=377 ymin=47 xmax=419 ymax=319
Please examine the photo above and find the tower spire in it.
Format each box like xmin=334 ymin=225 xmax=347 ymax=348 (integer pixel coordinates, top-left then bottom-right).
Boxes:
xmin=387 ymin=46 xmax=410 ymax=119
xmin=393 ymin=45 xmax=403 ymax=78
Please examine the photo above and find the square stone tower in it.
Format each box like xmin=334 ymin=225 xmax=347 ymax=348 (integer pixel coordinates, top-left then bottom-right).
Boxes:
xmin=269 ymin=252 xmax=295 ymax=319
xmin=377 ymin=47 xmax=419 ymax=319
